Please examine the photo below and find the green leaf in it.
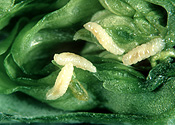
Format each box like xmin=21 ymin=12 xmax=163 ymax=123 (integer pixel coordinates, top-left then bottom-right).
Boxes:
xmin=11 ymin=21 xmax=77 ymax=75
xmin=144 ymin=0 xmax=175 ymax=48
xmin=145 ymin=62 xmax=175 ymax=91
xmin=0 ymin=18 xmax=28 ymax=55
xmin=1 ymin=88 xmax=175 ymax=124
xmin=150 ymin=48 xmax=175 ymax=67
xmin=89 ymin=56 xmax=145 ymax=93
xmin=103 ymin=79 xmax=144 ymax=94
xmin=99 ymin=0 xmax=136 ymax=17
xmin=0 ymin=0 xmax=69 ymax=30
xmin=10 ymin=0 xmax=102 ymax=75
xmin=35 ymin=0 xmax=103 ymax=29
xmin=1 ymin=0 xmax=175 ymax=124
xmin=0 ymin=0 xmax=14 ymax=10
xmin=0 ymin=54 xmax=26 ymax=94
xmin=0 ymin=0 xmax=15 ymax=29
xmin=3 ymin=53 xmax=101 ymax=111
xmin=102 ymin=77 xmax=175 ymax=116
xmin=18 ymin=67 xmax=100 ymax=111
xmin=0 ymin=93 xmax=151 ymax=124
xmin=0 ymin=0 xmax=33 ymax=30
xmin=75 ymin=0 xmax=168 ymax=54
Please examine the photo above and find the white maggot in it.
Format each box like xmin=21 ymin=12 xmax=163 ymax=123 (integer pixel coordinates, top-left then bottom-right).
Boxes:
xmin=54 ymin=52 xmax=97 ymax=73
xmin=122 ymin=38 xmax=165 ymax=65
xmin=84 ymin=22 xmax=125 ymax=55
xmin=46 ymin=63 xmax=74 ymax=100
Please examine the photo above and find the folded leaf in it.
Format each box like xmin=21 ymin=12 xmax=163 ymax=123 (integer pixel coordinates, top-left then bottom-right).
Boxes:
xmin=11 ymin=0 xmax=102 ymax=75
xmin=0 ymin=0 xmax=57 ymax=30
xmin=102 ymin=76 xmax=175 ymax=116
xmin=1 ymin=0 xmax=175 ymax=124
xmin=145 ymin=62 xmax=175 ymax=91
xmin=0 ymin=54 xmax=26 ymax=94
xmin=3 ymin=53 xmax=101 ymax=111
xmin=0 ymin=18 xmax=28 ymax=55
xmin=99 ymin=0 xmax=135 ymax=17
xmin=1 ymin=88 xmax=175 ymax=124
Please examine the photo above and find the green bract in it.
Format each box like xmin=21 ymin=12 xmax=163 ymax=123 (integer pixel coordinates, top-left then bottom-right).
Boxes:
xmin=0 ymin=0 xmax=175 ymax=124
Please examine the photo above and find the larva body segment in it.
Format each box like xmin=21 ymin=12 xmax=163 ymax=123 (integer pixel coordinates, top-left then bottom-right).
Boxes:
xmin=122 ymin=38 xmax=165 ymax=65
xmin=46 ymin=63 xmax=74 ymax=100
xmin=54 ymin=52 xmax=97 ymax=73
xmin=84 ymin=22 xmax=125 ymax=55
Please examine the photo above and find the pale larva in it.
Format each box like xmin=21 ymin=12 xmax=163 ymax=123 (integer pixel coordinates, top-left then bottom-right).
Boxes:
xmin=54 ymin=52 xmax=97 ymax=73
xmin=46 ymin=63 xmax=74 ymax=100
xmin=84 ymin=22 xmax=125 ymax=55
xmin=122 ymin=38 xmax=165 ymax=65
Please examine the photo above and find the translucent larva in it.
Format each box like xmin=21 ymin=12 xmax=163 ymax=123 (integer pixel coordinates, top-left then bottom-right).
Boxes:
xmin=54 ymin=52 xmax=97 ymax=73
xmin=122 ymin=38 xmax=165 ymax=65
xmin=84 ymin=22 xmax=125 ymax=55
xmin=46 ymin=63 xmax=74 ymax=100
xmin=69 ymin=78 xmax=89 ymax=101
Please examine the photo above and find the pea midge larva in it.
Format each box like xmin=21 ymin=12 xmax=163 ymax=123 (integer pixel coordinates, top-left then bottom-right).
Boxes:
xmin=46 ymin=52 xmax=97 ymax=100
xmin=54 ymin=52 xmax=97 ymax=73
xmin=84 ymin=22 xmax=125 ymax=55
xmin=46 ymin=63 xmax=74 ymax=100
xmin=69 ymin=78 xmax=89 ymax=101
xmin=122 ymin=38 xmax=165 ymax=66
